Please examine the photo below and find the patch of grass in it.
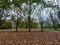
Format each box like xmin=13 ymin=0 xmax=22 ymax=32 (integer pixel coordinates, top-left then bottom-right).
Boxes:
xmin=57 ymin=28 xmax=60 ymax=31
xmin=43 ymin=28 xmax=60 ymax=31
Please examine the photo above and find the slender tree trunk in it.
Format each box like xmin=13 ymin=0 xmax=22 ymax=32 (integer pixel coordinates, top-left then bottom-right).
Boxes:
xmin=40 ymin=7 xmax=44 ymax=31
xmin=38 ymin=17 xmax=43 ymax=31
xmin=16 ymin=22 xmax=18 ymax=32
xmin=39 ymin=14 xmax=43 ymax=31
xmin=50 ymin=13 xmax=57 ymax=30
xmin=28 ymin=16 xmax=31 ymax=32
xmin=40 ymin=22 xmax=43 ymax=31
xmin=16 ymin=14 xmax=18 ymax=32
xmin=28 ymin=4 xmax=31 ymax=32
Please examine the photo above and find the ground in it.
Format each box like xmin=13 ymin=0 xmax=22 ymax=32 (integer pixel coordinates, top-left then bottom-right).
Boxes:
xmin=0 ymin=30 xmax=60 ymax=45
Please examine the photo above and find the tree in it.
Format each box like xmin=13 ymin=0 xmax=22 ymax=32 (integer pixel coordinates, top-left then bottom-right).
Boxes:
xmin=11 ymin=0 xmax=48 ymax=32
xmin=50 ymin=12 xmax=57 ymax=30
xmin=34 ymin=5 xmax=44 ymax=31
xmin=45 ymin=0 xmax=60 ymax=30
xmin=0 ymin=0 xmax=11 ymax=9
xmin=0 ymin=9 xmax=4 ymax=28
xmin=19 ymin=17 xmax=38 ymax=29
xmin=57 ymin=11 xmax=60 ymax=19
xmin=0 ymin=0 xmax=12 ymax=29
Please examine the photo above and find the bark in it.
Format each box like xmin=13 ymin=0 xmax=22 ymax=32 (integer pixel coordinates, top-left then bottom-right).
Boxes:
xmin=50 ymin=13 xmax=57 ymax=30
xmin=40 ymin=22 xmax=43 ymax=31
xmin=28 ymin=16 xmax=31 ymax=32
xmin=16 ymin=14 xmax=18 ymax=32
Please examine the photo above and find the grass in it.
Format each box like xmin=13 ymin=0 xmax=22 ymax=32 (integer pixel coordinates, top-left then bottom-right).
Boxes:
xmin=0 ymin=28 xmax=60 ymax=31
xmin=44 ymin=27 xmax=60 ymax=31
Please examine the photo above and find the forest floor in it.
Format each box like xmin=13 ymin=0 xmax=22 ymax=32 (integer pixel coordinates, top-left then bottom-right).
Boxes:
xmin=0 ymin=30 xmax=60 ymax=45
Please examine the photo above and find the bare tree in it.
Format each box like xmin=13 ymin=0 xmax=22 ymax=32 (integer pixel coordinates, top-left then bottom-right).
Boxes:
xmin=34 ymin=6 xmax=44 ymax=31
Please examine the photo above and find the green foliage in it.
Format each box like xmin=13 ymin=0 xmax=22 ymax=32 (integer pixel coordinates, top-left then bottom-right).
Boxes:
xmin=0 ymin=9 xmax=4 ymax=27
xmin=19 ymin=18 xmax=38 ymax=29
xmin=19 ymin=21 xmax=27 ymax=29
xmin=19 ymin=21 xmax=38 ymax=29
xmin=0 ymin=21 xmax=12 ymax=29
xmin=0 ymin=0 xmax=11 ymax=9
xmin=57 ymin=24 xmax=60 ymax=28
xmin=30 ymin=21 xmax=38 ymax=29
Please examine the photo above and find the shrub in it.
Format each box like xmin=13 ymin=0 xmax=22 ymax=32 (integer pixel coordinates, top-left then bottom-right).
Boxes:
xmin=0 ymin=21 xmax=12 ymax=29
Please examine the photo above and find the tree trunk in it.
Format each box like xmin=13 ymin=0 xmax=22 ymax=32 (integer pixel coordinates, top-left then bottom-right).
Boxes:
xmin=28 ymin=4 xmax=31 ymax=32
xmin=50 ymin=13 xmax=57 ymax=30
xmin=40 ymin=22 xmax=43 ymax=31
xmin=28 ymin=16 xmax=31 ymax=32
xmin=39 ymin=14 xmax=43 ymax=31
xmin=16 ymin=22 xmax=18 ymax=32
xmin=16 ymin=14 xmax=18 ymax=32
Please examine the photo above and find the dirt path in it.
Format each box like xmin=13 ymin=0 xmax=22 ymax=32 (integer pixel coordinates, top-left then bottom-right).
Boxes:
xmin=0 ymin=31 xmax=60 ymax=45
